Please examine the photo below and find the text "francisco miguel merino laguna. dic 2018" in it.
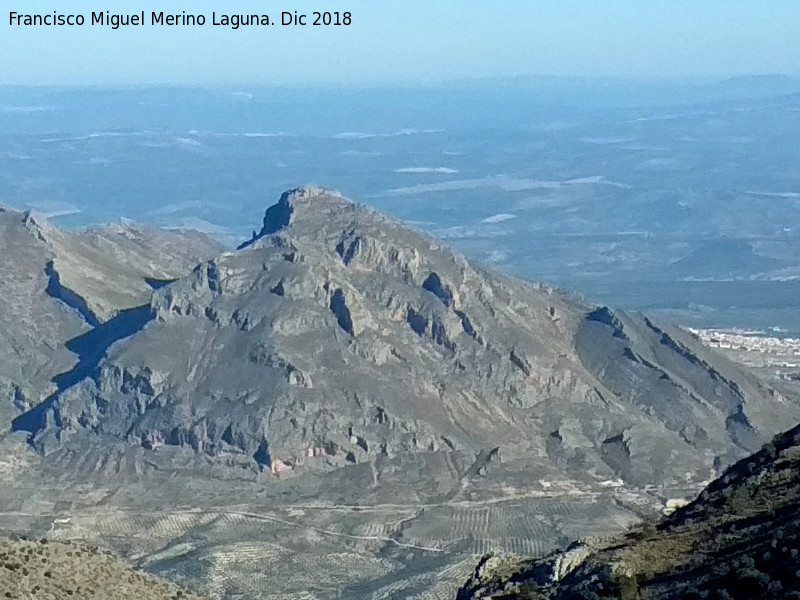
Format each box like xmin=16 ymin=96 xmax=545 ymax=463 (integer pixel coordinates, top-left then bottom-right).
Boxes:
xmin=8 ymin=10 xmax=352 ymax=29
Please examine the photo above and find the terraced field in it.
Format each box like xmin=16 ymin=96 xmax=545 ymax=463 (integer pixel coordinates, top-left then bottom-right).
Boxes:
xmin=0 ymin=409 xmax=673 ymax=599
xmin=0 ymin=483 xmax=657 ymax=600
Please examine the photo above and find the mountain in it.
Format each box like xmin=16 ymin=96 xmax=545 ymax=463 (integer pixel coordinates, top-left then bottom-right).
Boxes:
xmin=0 ymin=207 xmax=221 ymax=432
xmin=2 ymin=187 xmax=799 ymax=599
xmin=457 ymin=421 xmax=800 ymax=599
xmin=12 ymin=187 xmax=798 ymax=484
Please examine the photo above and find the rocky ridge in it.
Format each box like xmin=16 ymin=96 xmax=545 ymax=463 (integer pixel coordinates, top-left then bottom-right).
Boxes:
xmin=0 ymin=207 xmax=221 ymax=433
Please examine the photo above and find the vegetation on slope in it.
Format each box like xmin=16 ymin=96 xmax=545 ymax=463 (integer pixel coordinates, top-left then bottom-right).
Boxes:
xmin=0 ymin=536 xmax=206 ymax=600
xmin=458 ymin=423 xmax=800 ymax=599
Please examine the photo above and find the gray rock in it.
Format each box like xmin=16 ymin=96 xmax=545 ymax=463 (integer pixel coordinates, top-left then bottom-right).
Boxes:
xmin=13 ymin=187 xmax=799 ymax=490
xmin=0 ymin=206 xmax=221 ymax=432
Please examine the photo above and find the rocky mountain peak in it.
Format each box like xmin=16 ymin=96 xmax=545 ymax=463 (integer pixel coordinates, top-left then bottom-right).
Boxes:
xmin=4 ymin=188 xmax=800 ymax=600
xmin=12 ymin=188 xmax=799 ymax=495
xmin=240 ymin=186 xmax=355 ymax=248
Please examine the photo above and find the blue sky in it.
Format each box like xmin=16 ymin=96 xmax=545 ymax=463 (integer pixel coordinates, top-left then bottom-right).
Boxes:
xmin=1 ymin=1 xmax=799 ymax=84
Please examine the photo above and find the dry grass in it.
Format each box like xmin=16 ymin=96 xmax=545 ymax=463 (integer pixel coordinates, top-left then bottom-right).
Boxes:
xmin=0 ymin=536 xmax=206 ymax=600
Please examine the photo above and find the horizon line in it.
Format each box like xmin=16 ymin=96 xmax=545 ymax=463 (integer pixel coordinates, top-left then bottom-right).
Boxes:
xmin=2 ymin=73 xmax=800 ymax=90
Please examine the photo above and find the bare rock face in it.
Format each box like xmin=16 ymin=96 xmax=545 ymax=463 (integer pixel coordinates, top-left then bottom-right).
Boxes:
xmin=0 ymin=206 xmax=221 ymax=433
xmin=12 ymin=187 xmax=800 ymax=489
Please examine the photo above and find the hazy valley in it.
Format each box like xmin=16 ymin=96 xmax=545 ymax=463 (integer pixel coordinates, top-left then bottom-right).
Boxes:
xmin=3 ymin=79 xmax=800 ymax=335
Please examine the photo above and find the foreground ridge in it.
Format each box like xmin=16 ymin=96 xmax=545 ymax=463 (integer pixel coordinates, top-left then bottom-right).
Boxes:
xmin=457 ymin=422 xmax=800 ymax=599
xmin=0 ymin=536 xmax=207 ymax=600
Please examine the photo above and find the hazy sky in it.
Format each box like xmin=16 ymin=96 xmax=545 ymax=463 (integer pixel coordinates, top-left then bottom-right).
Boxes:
xmin=1 ymin=1 xmax=799 ymax=84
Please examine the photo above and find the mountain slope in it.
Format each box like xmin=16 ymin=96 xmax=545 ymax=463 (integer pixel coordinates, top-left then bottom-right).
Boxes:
xmin=0 ymin=207 xmax=221 ymax=432
xmin=457 ymin=421 xmax=800 ymax=599
xmin=14 ymin=187 xmax=799 ymax=490
xmin=0 ymin=535 xmax=208 ymax=600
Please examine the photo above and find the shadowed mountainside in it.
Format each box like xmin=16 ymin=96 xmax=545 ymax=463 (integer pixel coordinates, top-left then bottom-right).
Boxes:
xmin=0 ymin=207 xmax=221 ymax=432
